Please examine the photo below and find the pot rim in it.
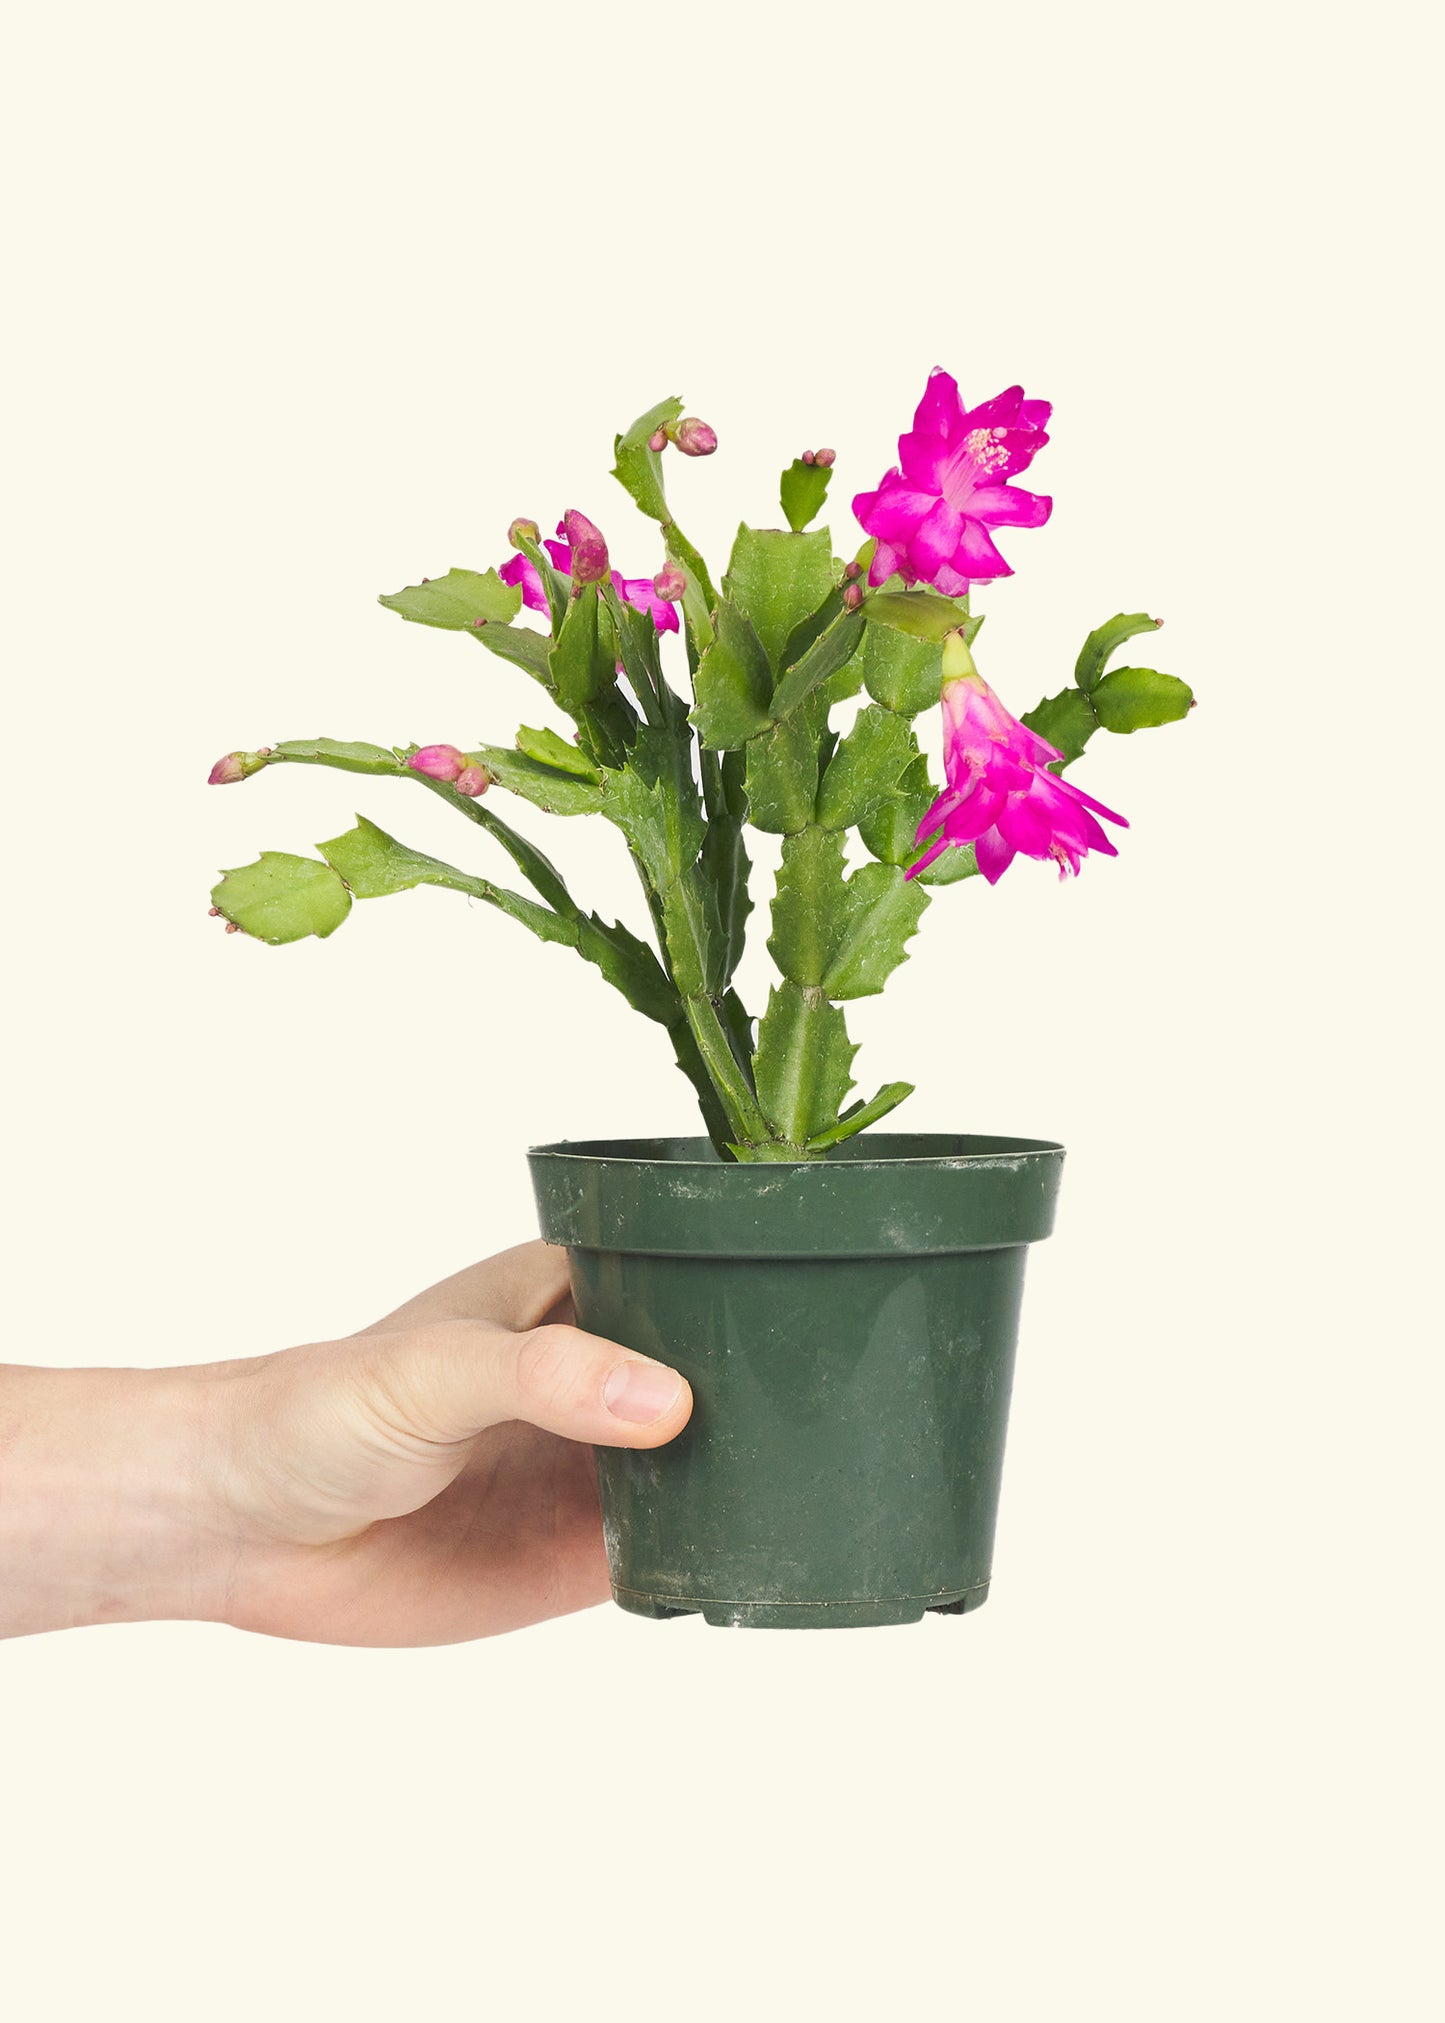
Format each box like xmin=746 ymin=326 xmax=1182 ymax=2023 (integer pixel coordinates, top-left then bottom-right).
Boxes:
xmin=528 ymin=1134 xmax=1067 ymax=1258
xmin=527 ymin=1131 xmax=1065 ymax=1169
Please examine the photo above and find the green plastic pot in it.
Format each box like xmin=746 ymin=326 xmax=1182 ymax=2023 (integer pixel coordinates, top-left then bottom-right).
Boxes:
xmin=528 ymin=1133 xmax=1065 ymax=1630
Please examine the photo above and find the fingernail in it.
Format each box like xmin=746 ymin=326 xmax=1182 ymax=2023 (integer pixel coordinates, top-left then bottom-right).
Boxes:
xmin=603 ymin=1360 xmax=683 ymax=1423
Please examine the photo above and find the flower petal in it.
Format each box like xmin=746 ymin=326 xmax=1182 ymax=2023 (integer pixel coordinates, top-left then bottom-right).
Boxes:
xmin=980 ymin=749 xmax=1035 ymax=794
xmin=985 ymin=427 xmax=1052 ymax=481
xmin=957 ymin=517 xmax=1013 ymax=578
xmin=961 ymin=386 xmax=1024 ymax=432
xmin=613 ymin=570 xmax=681 ymax=633
xmin=859 ymin=479 xmax=939 ymax=543
xmin=868 ymin=539 xmax=908 ymax=587
xmin=941 ymin=785 xmax=1006 ymax=841
xmin=932 ymin=560 xmax=974 ymax=597
xmin=498 ymin=552 xmax=549 ymax=615
xmin=904 ymin=837 xmax=949 ymax=880
xmin=974 ymin=826 xmax=1017 ymax=884
xmin=908 ymin=497 xmax=967 ymax=581
xmin=999 ymin=790 xmax=1062 ymax=859
xmin=1047 ymin=791 xmax=1119 ymax=859
xmin=914 ymin=789 xmax=956 ymax=843
xmin=1014 ymin=720 xmax=1064 ymax=769
xmin=969 ymin=483 xmax=1052 ymax=529
xmin=1060 ymin=778 xmax=1128 ymax=828
xmin=897 ymin=428 xmax=952 ymax=490
xmin=911 ymin=368 xmax=966 ymax=441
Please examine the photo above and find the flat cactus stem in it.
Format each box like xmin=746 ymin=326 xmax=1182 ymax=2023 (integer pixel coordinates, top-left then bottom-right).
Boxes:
xmin=1023 ymin=612 xmax=1190 ymax=772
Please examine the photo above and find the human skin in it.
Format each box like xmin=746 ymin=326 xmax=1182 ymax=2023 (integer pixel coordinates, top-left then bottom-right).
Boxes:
xmin=0 ymin=1241 xmax=692 ymax=1645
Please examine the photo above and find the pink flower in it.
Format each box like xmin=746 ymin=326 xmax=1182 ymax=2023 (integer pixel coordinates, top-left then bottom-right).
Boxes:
xmin=853 ymin=370 xmax=1052 ymax=593
xmin=910 ymin=642 xmax=1126 ymax=885
xmin=407 ymin=744 xmax=467 ymax=783
xmin=499 ymin=521 xmax=680 ymax=633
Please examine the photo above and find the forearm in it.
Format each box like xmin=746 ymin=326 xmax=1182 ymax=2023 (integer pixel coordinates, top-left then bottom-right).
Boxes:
xmin=0 ymin=1363 xmax=242 ymax=1639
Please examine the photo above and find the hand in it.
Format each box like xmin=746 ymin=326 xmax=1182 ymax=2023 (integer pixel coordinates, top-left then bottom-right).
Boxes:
xmin=0 ymin=1242 xmax=692 ymax=1646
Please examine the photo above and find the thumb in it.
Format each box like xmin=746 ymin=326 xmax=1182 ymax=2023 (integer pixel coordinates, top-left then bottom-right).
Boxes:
xmin=371 ymin=1318 xmax=694 ymax=1452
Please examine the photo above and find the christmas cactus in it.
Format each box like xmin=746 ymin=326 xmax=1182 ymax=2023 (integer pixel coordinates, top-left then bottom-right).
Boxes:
xmin=208 ymin=371 xmax=1192 ymax=1161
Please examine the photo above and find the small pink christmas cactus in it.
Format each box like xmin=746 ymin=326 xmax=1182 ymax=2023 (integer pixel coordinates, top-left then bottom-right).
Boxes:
xmin=207 ymin=379 xmax=1191 ymax=1159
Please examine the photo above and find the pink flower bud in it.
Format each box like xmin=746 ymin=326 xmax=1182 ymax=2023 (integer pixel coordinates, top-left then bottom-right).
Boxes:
xmin=815 ymin=447 xmax=836 ymax=467
xmin=562 ymin=509 xmax=609 ymax=585
xmin=407 ymin=744 xmax=467 ymax=782
xmin=652 ymin=560 xmax=688 ymax=601
xmin=674 ymin=417 xmax=718 ymax=457
xmin=801 ymin=449 xmax=816 ymax=466
xmin=508 ymin=517 xmax=540 ymax=550
xmin=208 ymin=751 xmax=249 ymax=785
xmin=843 ymin=560 xmax=862 ymax=581
xmin=842 ymin=582 xmax=864 ymax=610
xmin=647 ymin=428 xmax=668 ymax=453
xmin=454 ymin=765 xmax=489 ymax=797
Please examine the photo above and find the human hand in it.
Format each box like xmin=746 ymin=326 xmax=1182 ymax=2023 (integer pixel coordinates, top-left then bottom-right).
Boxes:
xmin=0 ymin=1242 xmax=691 ymax=1645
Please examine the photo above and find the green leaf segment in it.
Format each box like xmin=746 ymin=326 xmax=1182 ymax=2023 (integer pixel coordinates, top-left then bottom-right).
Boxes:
xmin=1021 ymin=612 xmax=1194 ymax=769
xmin=209 ymin=404 xmax=1192 ymax=1160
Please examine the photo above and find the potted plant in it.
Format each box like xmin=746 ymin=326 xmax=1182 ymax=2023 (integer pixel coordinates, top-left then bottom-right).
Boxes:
xmin=207 ymin=371 xmax=1192 ymax=1627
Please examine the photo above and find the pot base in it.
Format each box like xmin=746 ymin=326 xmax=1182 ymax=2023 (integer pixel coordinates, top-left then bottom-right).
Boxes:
xmin=611 ymin=1582 xmax=991 ymax=1630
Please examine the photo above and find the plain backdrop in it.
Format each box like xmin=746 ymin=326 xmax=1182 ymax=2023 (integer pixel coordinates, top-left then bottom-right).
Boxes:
xmin=2 ymin=2 xmax=1439 ymax=2018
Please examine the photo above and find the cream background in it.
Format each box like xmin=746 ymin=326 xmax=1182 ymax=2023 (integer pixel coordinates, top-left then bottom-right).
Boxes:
xmin=2 ymin=2 xmax=1438 ymax=2017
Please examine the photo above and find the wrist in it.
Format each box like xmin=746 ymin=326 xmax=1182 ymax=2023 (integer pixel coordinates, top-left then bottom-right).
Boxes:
xmin=0 ymin=1361 xmax=249 ymax=1638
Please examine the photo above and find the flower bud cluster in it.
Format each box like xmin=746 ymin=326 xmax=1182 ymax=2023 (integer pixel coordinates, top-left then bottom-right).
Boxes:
xmin=407 ymin=746 xmax=490 ymax=796
xmin=650 ymin=416 xmax=719 ymax=458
